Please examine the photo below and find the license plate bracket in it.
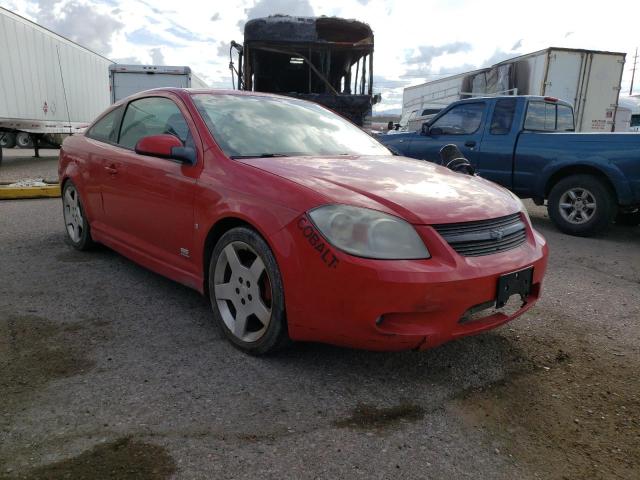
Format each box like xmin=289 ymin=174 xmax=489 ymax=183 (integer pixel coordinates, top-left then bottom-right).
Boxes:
xmin=496 ymin=267 xmax=533 ymax=308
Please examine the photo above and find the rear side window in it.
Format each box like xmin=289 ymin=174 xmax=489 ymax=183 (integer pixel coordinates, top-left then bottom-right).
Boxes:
xmin=525 ymin=101 xmax=574 ymax=131
xmin=118 ymin=97 xmax=192 ymax=149
xmin=431 ymin=103 xmax=485 ymax=134
xmin=557 ymin=105 xmax=575 ymax=131
xmin=524 ymin=102 xmax=556 ymax=130
xmin=490 ymin=99 xmax=516 ymax=135
xmin=86 ymin=107 xmax=121 ymax=143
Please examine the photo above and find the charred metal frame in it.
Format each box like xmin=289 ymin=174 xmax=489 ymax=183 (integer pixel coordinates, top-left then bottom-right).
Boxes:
xmin=234 ymin=15 xmax=376 ymax=126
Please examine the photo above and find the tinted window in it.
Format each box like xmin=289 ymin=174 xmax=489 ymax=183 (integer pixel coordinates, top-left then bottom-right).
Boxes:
xmin=557 ymin=105 xmax=575 ymax=131
xmin=431 ymin=103 xmax=484 ymax=134
xmin=525 ymin=102 xmax=557 ymax=131
xmin=192 ymin=94 xmax=390 ymax=158
xmin=632 ymin=114 xmax=640 ymax=127
xmin=490 ymin=99 xmax=516 ymax=135
xmin=86 ymin=107 xmax=120 ymax=143
xmin=421 ymin=108 xmax=441 ymax=116
xmin=119 ymin=97 xmax=192 ymax=149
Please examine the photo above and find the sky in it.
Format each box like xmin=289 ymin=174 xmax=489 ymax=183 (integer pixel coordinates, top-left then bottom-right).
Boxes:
xmin=2 ymin=0 xmax=640 ymax=114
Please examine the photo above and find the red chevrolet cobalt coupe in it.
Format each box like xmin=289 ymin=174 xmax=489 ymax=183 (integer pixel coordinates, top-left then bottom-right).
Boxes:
xmin=59 ymin=89 xmax=548 ymax=354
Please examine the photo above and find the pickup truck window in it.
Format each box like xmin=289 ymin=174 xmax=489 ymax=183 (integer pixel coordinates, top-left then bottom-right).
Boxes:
xmin=431 ymin=103 xmax=484 ymax=134
xmin=557 ymin=105 xmax=575 ymax=131
xmin=490 ymin=99 xmax=516 ymax=135
xmin=524 ymin=101 xmax=575 ymax=132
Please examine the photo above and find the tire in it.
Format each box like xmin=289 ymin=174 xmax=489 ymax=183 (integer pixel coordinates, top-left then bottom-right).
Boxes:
xmin=61 ymin=180 xmax=95 ymax=250
xmin=615 ymin=211 xmax=640 ymax=226
xmin=0 ymin=132 xmax=16 ymax=148
xmin=208 ymin=227 xmax=289 ymax=355
xmin=547 ymin=174 xmax=616 ymax=236
xmin=15 ymin=132 xmax=34 ymax=148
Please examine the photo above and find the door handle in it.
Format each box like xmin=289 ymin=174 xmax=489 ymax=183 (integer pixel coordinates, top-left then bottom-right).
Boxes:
xmin=464 ymin=140 xmax=476 ymax=148
xmin=104 ymin=164 xmax=118 ymax=174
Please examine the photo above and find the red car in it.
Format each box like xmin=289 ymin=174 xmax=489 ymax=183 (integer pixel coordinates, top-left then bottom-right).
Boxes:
xmin=59 ymin=89 xmax=548 ymax=354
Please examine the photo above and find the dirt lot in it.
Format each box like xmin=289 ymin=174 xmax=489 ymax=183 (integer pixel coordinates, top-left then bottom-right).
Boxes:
xmin=1 ymin=155 xmax=638 ymax=479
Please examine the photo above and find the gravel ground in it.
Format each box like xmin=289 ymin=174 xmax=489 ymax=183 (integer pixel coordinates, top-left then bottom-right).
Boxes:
xmin=0 ymin=150 xmax=59 ymax=183
xmin=1 ymin=194 xmax=638 ymax=479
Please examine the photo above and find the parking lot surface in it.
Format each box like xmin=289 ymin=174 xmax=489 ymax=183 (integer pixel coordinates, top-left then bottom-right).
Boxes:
xmin=1 ymin=192 xmax=639 ymax=478
xmin=0 ymin=150 xmax=59 ymax=184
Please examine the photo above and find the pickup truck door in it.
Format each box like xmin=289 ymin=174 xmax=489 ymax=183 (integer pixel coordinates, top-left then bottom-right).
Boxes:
xmin=407 ymin=101 xmax=487 ymax=168
xmin=473 ymin=98 xmax=522 ymax=189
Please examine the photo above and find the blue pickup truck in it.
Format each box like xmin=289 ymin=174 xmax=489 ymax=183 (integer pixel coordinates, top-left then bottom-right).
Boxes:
xmin=381 ymin=96 xmax=640 ymax=236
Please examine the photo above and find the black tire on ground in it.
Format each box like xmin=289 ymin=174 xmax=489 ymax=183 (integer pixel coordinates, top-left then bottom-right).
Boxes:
xmin=615 ymin=211 xmax=640 ymax=226
xmin=15 ymin=132 xmax=34 ymax=148
xmin=61 ymin=180 xmax=96 ymax=250
xmin=208 ymin=227 xmax=290 ymax=355
xmin=547 ymin=174 xmax=617 ymax=237
xmin=0 ymin=132 xmax=16 ymax=148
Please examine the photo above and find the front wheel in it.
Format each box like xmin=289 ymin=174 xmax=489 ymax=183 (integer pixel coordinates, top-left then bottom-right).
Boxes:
xmin=547 ymin=174 xmax=616 ymax=236
xmin=208 ymin=227 xmax=289 ymax=355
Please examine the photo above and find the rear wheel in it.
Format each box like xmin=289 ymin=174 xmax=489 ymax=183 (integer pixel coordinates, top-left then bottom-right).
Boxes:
xmin=62 ymin=181 xmax=95 ymax=250
xmin=208 ymin=227 xmax=289 ymax=355
xmin=15 ymin=132 xmax=34 ymax=148
xmin=0 ymin=132 xmax=16 ymax=148
xmin=548 ymin=175 xmax=616 ymax=236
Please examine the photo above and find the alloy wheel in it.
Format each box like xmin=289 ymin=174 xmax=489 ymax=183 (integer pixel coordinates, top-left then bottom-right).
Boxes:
xmin=213 ymin=241 xmax=273 ymax=343
xmin=63 ymin=184 xmax=84 ymax=242
xmin=558 ymin=187 xmax=597 ymax=225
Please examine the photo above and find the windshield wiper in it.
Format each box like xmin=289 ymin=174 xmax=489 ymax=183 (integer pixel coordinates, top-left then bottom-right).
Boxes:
xmin=230 ymin=153 xmax=290 ymax=159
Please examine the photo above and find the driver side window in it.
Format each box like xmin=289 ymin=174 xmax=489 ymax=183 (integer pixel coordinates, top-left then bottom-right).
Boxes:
xmin=431 ymin=103 xmax=485 ymax=135
xmin=118 ymin=97 xmax=192 ymax=150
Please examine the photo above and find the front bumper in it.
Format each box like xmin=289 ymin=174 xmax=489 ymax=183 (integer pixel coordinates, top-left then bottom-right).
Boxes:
xmin=271 ymin=212 xmax=548 ymax=351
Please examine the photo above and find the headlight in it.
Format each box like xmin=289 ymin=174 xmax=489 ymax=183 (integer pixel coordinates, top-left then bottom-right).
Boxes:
xmin=308 ymin=205 xmax=430 ymax=259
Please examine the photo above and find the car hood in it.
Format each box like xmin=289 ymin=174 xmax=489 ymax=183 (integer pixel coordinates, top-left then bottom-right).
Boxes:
xmin=238 ymin=155 xmax=521 ymax=225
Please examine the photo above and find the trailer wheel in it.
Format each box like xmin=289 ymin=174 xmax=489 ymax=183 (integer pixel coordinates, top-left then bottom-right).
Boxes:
xmin=548 ymin=174 xmax=616 ymax=236
xmin=0 ymin=132 xmax=16 ymax=148
xmin=16 ymin=132 xmax=34 ymax=148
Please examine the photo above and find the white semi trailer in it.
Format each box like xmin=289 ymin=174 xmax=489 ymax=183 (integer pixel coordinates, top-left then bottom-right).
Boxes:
xmin=0 ymin=7 xmax=113 ymax=159
xmin=400 ymin=47 xmax=626 ymax=133
xmin=109 ymin=65 xmax=209 ymax=103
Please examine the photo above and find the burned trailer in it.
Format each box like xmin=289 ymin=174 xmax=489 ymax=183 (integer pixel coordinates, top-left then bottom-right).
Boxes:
xmin=232 ymin=15 xmax=377 ymax=126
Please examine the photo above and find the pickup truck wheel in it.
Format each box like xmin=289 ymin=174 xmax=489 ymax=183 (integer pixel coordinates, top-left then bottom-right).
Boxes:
xmin=615 ymin=211 xmax=640 ymax=226
xmin=548 ymin=175 xmax=616 ymax=236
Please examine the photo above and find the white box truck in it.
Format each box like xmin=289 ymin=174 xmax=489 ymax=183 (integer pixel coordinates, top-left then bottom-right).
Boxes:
xmin=400 ymin=47 xmax=626 ymax=132
xmin=0 ymin=7 xmax=113 ymax=157
xmin=109 ymin=65 xmax=209 ymax=103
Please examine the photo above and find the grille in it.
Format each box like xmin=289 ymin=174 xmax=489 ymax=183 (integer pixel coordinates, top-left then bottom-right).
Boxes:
xmin=433 ymin=213 xmax=527 ymax=257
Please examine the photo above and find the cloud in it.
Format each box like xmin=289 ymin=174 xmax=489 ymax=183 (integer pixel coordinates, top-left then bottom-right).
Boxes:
xmin=149 ymin=47 xmax=164 ymax=65
xmin=238 ymin=0 xmax=314 ymax=28
xmin=211 ymin=12 xmax=221 ymax=21
xmin=35 ymin=0 xmax=123 ymax=55
xmin=511 ymin=39 xmax=522 ymax=51
xmin=406 ymin=42 xmax=472 ymax=66
xmin=112 ymin=55 xmax=142 ymax=64
xmin=481 ymin=49 xmax=518 ymax=67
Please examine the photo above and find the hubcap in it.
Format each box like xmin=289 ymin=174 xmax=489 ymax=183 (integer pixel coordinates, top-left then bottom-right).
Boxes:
xmin=559 ymin=187 xmax=597 ymax=225
xmin=213 ymin=241 xmax=272 ymax=342
xmin=63 ymin=185 xmax=83 ymax=242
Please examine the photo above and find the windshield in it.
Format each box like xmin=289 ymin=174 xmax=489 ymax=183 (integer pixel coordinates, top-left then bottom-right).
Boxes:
xmin=192 ymin=94 xmax=390 ymax=158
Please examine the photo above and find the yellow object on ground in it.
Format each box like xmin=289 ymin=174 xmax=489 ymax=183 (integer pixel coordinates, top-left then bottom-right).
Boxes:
xmin=0 ymin=184 xmax=61 ymax=199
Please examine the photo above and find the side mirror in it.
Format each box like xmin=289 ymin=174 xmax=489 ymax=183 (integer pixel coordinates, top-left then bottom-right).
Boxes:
xmin=421 ymin=123 xmax=430 ymax=135
xmin=135 ymin=134 xmax=196 ymax=165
